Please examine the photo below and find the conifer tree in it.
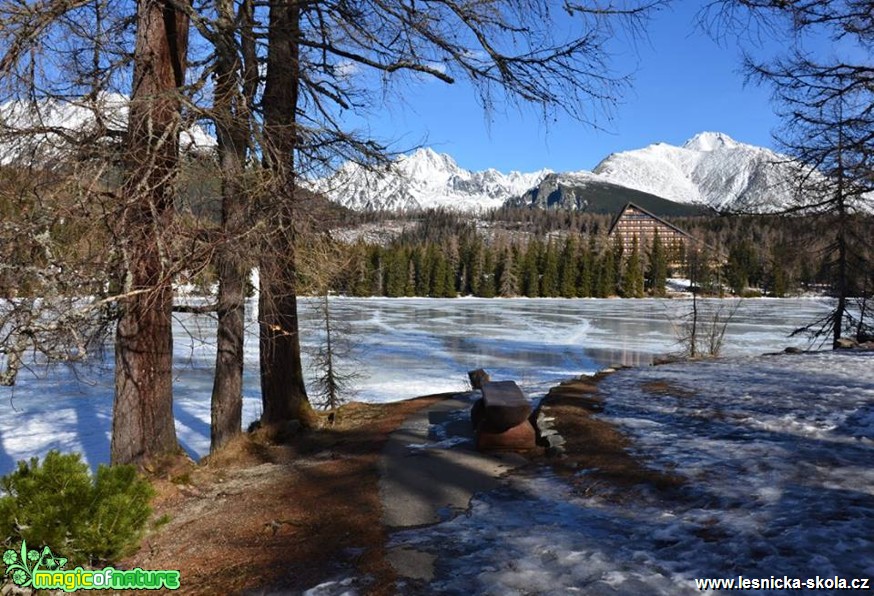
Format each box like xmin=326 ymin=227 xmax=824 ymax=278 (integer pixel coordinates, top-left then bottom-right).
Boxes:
xmin=726 ymin=239 xmax=757 ymax=295
xmin=478 ymin=245 xmax=497 ymax=298
xmin=497 ymin=248 xmax=519 ymax=297
xmin=559 ymin=236 xmax=579 ymax=298
xmin=411 ymin=246 xmax=428 ymax=296
xmin=578 ymin=235 xmax=596 ymax=297
xmin=612 ymin=234 xmax=625 ymax=295
xmin=429 ymin=248 xmax=448 ymax=297
xmin=623 ymin=236 xmax=645 ymax=298
xmin=440 ymin=253 xmax=457 ymax=298
xmin=540 ymin=239 xmax=560 ymax=297
xmin=405 ymin=257 xmax=416 ymax=297
xmin=599 ymin=247 xmax=616 ymax=298
xmin=522 ymin=240 xmax=541 ymax=297
xmin=648 ymin=229 xmax=668 ymax=296
xmin=712 ymin=0 xmax=873 ymax=344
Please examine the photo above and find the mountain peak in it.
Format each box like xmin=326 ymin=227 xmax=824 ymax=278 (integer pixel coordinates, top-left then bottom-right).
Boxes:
xmin=683 ymin=131 xmax=739 ymax=152
xmin=316 ymin=147 xmax=550 ymax=212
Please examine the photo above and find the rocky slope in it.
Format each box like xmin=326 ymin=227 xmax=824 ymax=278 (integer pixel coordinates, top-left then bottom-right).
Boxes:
xmin=313 ymin=147 xmax=551 ymax=212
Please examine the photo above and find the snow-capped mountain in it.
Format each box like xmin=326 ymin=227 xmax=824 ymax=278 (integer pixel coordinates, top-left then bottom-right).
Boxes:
xmin=508 ymin=171 xmax=713 ymax=216
xmin=0 ymin=94 xmax=214 ymax=165
xmin=319 ymin=133 xmax=804 ymax=214
xmin=314 ymin=148 xmax=552 ymax=212
xmin=593 ymin=132 xmax=798 ymax=212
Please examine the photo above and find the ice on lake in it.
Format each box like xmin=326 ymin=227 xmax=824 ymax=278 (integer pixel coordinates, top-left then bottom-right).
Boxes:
xmin=0 ymin=297 xmax=834 ymax=473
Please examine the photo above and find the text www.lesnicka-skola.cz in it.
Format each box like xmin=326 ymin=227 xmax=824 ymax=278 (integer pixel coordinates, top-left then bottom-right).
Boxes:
xmin=695 ymin=576 xmax=870 ymax=591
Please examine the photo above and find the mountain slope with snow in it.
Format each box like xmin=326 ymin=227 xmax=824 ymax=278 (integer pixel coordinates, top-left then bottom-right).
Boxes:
xmin=0 ymin=94 xmax=215 ymax=165
xmin=314 ymin=148 xmax=552 ymax=212
xmin=318 ymin=133 xmax=806 ymax=214
xmin=508 ymin=171 xmax=714 ymax=216
xmin=593 ymin=132 xmax=798 ymax=212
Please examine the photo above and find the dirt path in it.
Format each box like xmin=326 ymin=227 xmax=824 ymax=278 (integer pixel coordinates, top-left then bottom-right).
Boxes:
xmin=378 ymin=396 xmax=528 ymax=582
xmin=126 ymin=396 xmax=447 ymax=595
xmin=124 ymin=375 xmax=676 ymax=594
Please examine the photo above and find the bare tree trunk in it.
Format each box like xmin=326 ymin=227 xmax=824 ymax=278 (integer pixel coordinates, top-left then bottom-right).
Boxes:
xmin=833 ymin=188 xmax=848 ymax=348
xmin=111 ymin=0 xmax=189 ymax=465
xmin=209 ymin=0 xmax=257 ymax=452
xmin=259 ymin=0 xmax=315 ymax=426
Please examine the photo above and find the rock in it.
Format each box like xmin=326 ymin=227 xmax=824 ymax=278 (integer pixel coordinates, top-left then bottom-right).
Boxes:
xmin=475 ymin=420 xmax=536 ymax=452
xmin=543 ymin=434 xmax=566 ymax=448
xmin=479 ymin=381 xmax=531 ymax=432
xmin=470 ymin=398 xmax=484 ymax=429
xmin=545 ymin=445 xmax=566 ymax=458
xmin=835 ymin=337 xmax=858 ymax=349
xmin=468 ymin=368 xmax=491 ymax=390
xmin=784 ymin=347 xmax=803 ymax=354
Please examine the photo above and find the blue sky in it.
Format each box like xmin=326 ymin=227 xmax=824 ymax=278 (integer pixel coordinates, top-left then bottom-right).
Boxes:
xmin=349 ymin=2 xmax=795 ymax=173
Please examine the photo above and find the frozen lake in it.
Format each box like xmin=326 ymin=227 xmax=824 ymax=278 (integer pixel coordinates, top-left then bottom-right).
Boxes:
xmin=0 ymin=297 xmax=833 ymax=472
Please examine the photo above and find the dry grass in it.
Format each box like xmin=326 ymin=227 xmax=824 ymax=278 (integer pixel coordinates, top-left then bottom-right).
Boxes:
xmin=537 ymin=375 xmax=685 ymax=502
xmin=126 ymin=395 xmax=447 ymax=595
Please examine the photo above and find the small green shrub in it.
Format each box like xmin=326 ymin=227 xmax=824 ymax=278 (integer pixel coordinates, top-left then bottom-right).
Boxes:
xmin=0 ymin=451 xmax=154 ymax=566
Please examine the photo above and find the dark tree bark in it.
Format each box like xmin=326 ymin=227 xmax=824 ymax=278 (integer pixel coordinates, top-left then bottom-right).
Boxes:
xmin=248 ymin=0 xmax=660 ymax=428
xmin=111 ymin=0 xmax=189 ymax=465
xmin=259 ymin=0 xmax=316 ymax=426
xmin=209 ymin=0 xmax=258 ymax=452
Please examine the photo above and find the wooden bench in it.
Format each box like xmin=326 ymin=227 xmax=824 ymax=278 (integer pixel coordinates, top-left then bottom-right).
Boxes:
xmin=472 ymin=381 xmax=536 ymax=451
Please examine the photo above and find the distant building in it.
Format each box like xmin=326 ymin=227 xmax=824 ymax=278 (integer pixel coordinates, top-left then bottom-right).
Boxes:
xmin=608 ymin=202 xmax=696 ymax=255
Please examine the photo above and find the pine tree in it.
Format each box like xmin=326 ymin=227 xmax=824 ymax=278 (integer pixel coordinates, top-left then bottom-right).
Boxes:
xmin=384 ymin=247 xmax=407 ymax=297
xmin=369 ymin=246 xmax=383 ymax=296
xmin=497 ymin=247 xmax=519 ymax=297
xmin=351 ymin=243 xmax=372 ymax=297
xmin=467 ymin=240 xmax=484 ymax=296
xmin=558 ymin=236 xmax=579 ymax=298
xmin=577 ymin=235 xmax=596 ymax=297
xmin=429 ymin=248 xmax=447 ymax=297
xmin=623 ymin=235 xmax=645 ymax=298
xmin=405 ymin=256 xmax=416 ymax=296
xmin=540 ymin=239 xmax=560 ymax=297
xmin=440 ymin=253 xmax=457 ymax=298
xmin=647 ymin=229 xmax=668 ymax=296
xmin=521 ymin=240 xmax=541 ymax=297
xmin=612 ymin=234 xmax=624 ymax=295
xmin=478 ymin=244 xmax=497 ymax=298
xmin=598 ymin=247 xmax=615 ymax=298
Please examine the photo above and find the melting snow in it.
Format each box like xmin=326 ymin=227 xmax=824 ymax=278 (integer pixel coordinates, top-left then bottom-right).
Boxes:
xmin=1 ymin=296 xmax=872 ymax=593
xmin=381 ymin=351 xmax=874 ymax=594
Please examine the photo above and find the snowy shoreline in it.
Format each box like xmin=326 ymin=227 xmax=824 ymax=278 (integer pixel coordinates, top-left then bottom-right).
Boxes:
xmin=378 ymin=348 xmax=874 ymax=595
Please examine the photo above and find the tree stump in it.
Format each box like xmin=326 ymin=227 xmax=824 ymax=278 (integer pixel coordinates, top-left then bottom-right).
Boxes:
xmin=474 ymin=381 xmax=535 ymax=451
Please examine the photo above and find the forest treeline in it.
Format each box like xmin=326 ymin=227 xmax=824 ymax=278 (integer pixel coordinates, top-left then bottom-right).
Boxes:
xmin=2 ymin=171 xmax=869 ymax=302
xmin=300 ymin=206 xmax=872 ymax=299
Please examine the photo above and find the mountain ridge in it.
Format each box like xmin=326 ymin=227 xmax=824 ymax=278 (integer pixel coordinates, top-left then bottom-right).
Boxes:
xmin=320 ymin=132 xmax=799 ymax=214
xmin=312 ymin=148 xmax=552 ymax=212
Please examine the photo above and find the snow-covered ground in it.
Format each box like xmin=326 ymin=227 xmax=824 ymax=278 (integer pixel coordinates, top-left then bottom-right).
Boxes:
xmin=0 ymin=296 xmax=833 ymax=475
xmin=3 ymin=296 xmax=872 ymax=593
xmin=367 ymin=350 xmax=874 ymax=594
